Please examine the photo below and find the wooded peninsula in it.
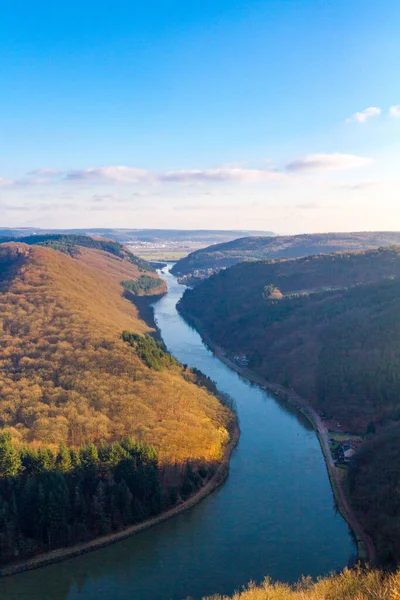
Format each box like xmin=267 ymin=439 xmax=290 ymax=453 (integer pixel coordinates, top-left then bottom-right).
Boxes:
xmin=0 ymin=236 xmax=235 ymax=564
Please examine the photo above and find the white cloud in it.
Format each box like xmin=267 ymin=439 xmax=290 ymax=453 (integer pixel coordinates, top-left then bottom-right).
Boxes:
xmin=66 ymin=166 xmax=149 ymax=183
xmin=63 ymin=165 xmax=280 ymax=185
xmin=390 ymin=105 xmax=400 ymax=118
xmin=0 ymin=177 xmax=14 ymax=187
xmin=285 ymin=153 xmax=373 ymax=173
xmin=346 ymin=106 xmax=382 ymax=124
xmin=2 ymin=155 xmax=375 ymax=193
xmin=158 ymin=167 xmax=279 ymax=183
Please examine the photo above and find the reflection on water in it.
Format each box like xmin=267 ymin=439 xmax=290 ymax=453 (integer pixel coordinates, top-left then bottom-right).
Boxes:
xmin=0 ymin=266 xmax=355 ymax=600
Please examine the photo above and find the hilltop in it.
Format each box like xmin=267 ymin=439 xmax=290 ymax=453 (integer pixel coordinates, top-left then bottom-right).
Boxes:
xmin=0 ymin=240 xmax=234 ymax=563
xmin=0 ymin=233 xmax=155 ymax=272
xmin=179 ymin=247 xmax=400 ymax=564
xmin=171 ymin=231 xmax=400 ymax=282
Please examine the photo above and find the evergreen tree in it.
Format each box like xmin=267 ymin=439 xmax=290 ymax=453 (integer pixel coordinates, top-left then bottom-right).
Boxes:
xmin=91 ymin=480 xmax=110 ymax=534
xmin=20 ymin=446 xmax=40 ymax=475
xmin=117 ymin=478 xmax=133 ymax=525
xmin=80 ymin=443 xmax=99 ymax=468
xmin=0 ymin=432 xmax=23 ymax=477
xmin=56 ymin=443 xmax=73 ymax=473
xmin=37 ymin=447 xmax=56 ymax=471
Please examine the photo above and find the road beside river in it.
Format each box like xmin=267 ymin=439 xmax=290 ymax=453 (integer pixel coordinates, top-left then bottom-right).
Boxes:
xmin=0 ymin=265 xmax=355 ymax=600
xmin=191 ymin=327 xmax=375 ymax=566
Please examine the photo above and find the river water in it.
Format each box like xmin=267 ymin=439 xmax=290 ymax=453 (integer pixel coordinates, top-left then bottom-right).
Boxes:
xmin=0 ymin=266 xmax=355 ymax=600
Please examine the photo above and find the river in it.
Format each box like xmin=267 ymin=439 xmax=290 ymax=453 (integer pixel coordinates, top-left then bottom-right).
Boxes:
xmin=0 ymin=265 xmax=355 ymax=600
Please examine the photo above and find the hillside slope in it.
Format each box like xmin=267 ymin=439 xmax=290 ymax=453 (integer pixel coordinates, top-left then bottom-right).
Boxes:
xmin=0 ymin=243 xmax=232 ymax=461
xmin=179 ymin=247 xmax=400 ymax=429
xmin=172 ymin=231 xmax=400 ymax=282
xmin=0 ymin=242 xmax=235 ymax=563
xmin=179 ymin=248 xmax=400 ymax=564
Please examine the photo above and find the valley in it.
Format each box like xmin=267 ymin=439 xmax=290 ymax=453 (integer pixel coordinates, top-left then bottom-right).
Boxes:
xmin=179 ymin=247 xmax=400 ymax=565
xmin=1 ymin=236 xmax=400 ymax=598
xmin=0 ymin=264 xmax=354 ymax=600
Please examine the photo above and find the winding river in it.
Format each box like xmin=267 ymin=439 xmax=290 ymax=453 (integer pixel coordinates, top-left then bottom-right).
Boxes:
xmin=0 ymin=266 xmax=355 ymax=600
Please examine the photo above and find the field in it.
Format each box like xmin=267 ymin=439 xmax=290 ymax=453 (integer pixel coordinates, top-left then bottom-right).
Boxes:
xmin=127 ymin=242 xmax=206 ymax=261
xmin=134 ymin=249 xmax=191 ymax=261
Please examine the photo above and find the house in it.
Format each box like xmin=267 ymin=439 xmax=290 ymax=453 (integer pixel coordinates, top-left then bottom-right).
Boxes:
xmin=233 ymin=354 xmax=249 ymax=367
xmin=342 ymin=442 xmax=355 ymax=460
xmin=333 ymin=440 xmax=356 ymax=464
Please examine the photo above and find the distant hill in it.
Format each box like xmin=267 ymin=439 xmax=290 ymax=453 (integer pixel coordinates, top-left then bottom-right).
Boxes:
xmin=179 ymin=247 xmax=400 ymax=564
xmin=0 ymin=241 xmax=234 ymax=563
xmin=0 ymin=228 xmax=273 ymax=244
xmin=171 ymin=231 xmax=400 ymax=282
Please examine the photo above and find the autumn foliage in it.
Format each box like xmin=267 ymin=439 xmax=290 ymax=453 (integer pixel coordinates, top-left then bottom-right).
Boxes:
xmin=0 ymin=242 xmax=232 ymax=463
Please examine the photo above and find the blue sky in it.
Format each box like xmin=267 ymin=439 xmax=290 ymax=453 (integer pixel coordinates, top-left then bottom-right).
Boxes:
xmin=1 ymin=0 xmax=399 ymax=232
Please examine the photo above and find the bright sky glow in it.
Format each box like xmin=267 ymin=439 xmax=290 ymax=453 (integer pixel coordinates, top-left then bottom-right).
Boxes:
xmin=1 ymin=0 xmax=399 ymax=233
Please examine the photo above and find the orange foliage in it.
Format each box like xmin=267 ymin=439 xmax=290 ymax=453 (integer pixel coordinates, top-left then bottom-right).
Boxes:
xmin=0 ymin=243 xmax=232 ymax=462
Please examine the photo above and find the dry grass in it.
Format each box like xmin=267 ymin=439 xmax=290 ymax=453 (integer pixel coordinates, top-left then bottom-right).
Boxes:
xmin=203 ymin=567 xmax=400 ymax=600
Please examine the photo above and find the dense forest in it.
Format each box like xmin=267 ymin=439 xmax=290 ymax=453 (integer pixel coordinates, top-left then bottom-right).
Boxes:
xmin=0 ymin=241 xmax=234 ymax=563
xmin=0 ymin=431 xmax=216 ymax=564
xmin=172 ymin=231 xmax=400 ymax=282
xmin=122 ymin=275 xmax=163 ymax=296
xmin=179 ymin=247 xmax=400 ymax=428
xmin=179 ymin=247 xmax=400 ymax=564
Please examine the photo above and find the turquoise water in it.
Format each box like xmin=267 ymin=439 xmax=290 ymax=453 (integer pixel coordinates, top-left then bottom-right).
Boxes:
xmin=0 ymin=266 xmax=355 ymax=600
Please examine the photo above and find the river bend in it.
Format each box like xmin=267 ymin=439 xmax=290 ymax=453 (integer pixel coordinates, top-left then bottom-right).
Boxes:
xmin=0 ymin=266 xmax=355 ymax=600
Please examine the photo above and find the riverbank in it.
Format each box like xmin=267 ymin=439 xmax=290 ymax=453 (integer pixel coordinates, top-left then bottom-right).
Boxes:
xmin=0 ymin=281 xmax=240 ymax=579
xmin=179 ymin=310 xmax=376 ymax=566
xmin=0 ymin=423 xmax=240 ymax=578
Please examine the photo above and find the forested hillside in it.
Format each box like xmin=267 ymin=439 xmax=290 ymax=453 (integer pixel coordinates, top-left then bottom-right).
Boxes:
xmin=0 ymin=233 xmax=155 ymax=272
xmin=179 ymin=248 xmax=400 ymax=564
xmin=0 ymin=242 xmax=234 ymax=563
xmin=172 ymin=231 xmax=400 ymax=282
xmin=179 ymin=246 xmax=400 ymax=429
